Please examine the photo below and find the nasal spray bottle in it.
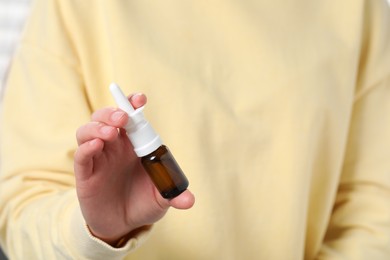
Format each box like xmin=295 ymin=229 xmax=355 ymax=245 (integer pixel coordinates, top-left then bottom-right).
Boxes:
xmin=109 ymin=83 xmax=189 ymax=199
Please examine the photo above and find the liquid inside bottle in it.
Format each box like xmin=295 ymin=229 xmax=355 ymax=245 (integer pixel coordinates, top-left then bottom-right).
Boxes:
xmin=141 ymin=145 xmax=189 ymax=199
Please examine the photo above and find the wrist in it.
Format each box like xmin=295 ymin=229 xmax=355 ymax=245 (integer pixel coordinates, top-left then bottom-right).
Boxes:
xmin=87 ymin=225 xmax=152 ymax=248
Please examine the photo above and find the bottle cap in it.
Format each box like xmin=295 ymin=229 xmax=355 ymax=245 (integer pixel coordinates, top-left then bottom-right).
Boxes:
xmin=109 ymin=83 xmax=162 ymax=157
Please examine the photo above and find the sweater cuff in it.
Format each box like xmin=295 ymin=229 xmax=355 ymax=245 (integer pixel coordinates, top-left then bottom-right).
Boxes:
xmin=67 ymin=205 xmax=152 ymax=259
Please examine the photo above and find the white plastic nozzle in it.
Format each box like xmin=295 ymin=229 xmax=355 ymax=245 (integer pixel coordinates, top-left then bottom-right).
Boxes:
xmin=109 ymin=83 xmax=135 ymax=114
xmin=109 ymin=83 xmax=162 ymax=157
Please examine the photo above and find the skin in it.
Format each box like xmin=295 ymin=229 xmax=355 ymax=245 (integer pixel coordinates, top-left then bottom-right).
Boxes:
xmin=74 ymin=93 xmax=195 ymax=246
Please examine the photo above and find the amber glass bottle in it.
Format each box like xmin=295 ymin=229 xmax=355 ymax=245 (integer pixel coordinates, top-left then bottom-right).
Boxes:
xmin=110 ymin=83 xmax=189 ymax=199
xmin=142 ymin=145 xmax=189 ymax=199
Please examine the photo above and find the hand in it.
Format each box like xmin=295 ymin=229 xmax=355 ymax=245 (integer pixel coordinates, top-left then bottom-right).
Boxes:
xmin=74 ymin=93 xmax=195 ymax=246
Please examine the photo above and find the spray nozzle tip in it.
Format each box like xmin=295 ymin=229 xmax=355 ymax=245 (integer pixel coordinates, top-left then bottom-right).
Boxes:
xmin=109 ymin=82 xmax=135 ymax=114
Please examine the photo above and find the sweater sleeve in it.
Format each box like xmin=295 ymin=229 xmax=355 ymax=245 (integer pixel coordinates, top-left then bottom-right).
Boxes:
xmin=0 ymin=0 xmax=149 ymax=259
xmin=317 ymin=0 xmax=390 ymax=259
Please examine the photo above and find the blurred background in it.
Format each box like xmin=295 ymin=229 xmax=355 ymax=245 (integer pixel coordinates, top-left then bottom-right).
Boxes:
xmin=0 ymin=0 xmax=390 ymax=259
xmin=0 ymin=0 xmax=31 ymax=95
xmin=0 ymin=1 xmax=32 ymax=259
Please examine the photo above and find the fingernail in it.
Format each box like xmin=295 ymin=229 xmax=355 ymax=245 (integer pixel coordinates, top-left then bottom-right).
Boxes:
xmin=111 ymin=111 xmax=125 ymax=122
xmin=131 ymin=93 xmax=143 ymax=101
xmin=100 ymin=126 xmax=113 ymax=135
xmin=89 ymin=139 xmax=98 ymax=146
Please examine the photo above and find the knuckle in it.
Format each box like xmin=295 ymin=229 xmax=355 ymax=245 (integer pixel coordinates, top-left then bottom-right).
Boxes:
xmin=73 ymin=146 xmax=85 ymax=163
xmin=91 ymin=107 xmax=115 ymax=121
xmin=75 ymin=125 xmax=87 ymax=140
xmin=76 ymin=122 xmax=102 ymax=143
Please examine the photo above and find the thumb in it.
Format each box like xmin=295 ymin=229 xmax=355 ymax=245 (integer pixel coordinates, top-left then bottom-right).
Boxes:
xmin=168 ymin=190 xmax=195 ymax=210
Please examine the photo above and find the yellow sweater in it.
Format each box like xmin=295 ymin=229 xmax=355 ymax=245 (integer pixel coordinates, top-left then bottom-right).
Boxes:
xmin=1 ymin=0 xmax=390 ymax=259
